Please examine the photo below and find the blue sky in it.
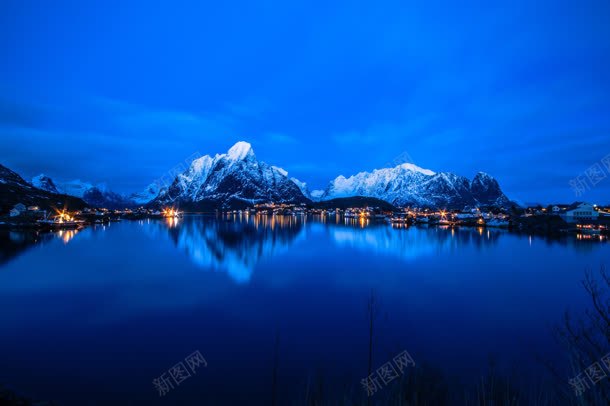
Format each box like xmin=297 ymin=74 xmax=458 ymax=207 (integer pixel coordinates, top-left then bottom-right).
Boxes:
xmin=1 ymin=0 xmax=609 ymax=204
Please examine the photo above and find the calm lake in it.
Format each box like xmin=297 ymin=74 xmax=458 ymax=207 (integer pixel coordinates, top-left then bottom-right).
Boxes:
xmin=1 ymin=214 xmax=609 ymax=405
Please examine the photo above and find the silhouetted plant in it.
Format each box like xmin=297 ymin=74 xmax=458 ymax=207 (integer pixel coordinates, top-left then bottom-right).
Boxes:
xmin=553 ymin=265 xmax=610 ymax=405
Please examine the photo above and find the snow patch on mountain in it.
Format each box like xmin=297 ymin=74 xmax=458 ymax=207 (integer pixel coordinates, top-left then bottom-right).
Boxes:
xmin=227 ymin=141 xmax=254 ymax=161
xmin=129 ymin=183 xmax=161 ymax=205
xmin=398 ymin=162 xmax=435 ymax=176
xmin=310 ymin=190 xmax=324 ymax=200
xmin=61 ymin=180 xmax=98 ymax=198
xmin=290 ymin=177 xmax=316 ymax=200
xmin=31 ymin=174 xmax=60 ymax=194
xmin=273 ymin=166 xmax=289 ymax=177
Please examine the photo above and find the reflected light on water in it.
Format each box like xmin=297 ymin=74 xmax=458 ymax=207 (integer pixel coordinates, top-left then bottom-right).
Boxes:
xmin=2 ymin=214 xmax=604 ymax=289
xmin=57 ymin=229 xmax=78 ymax=244
xmin=165 ymin=217 xmax=180 ymax=228
xmin=2 ymin=212 xmax=610 ymax=406
xmin=576 ymin=233 xmax=607 ymax=241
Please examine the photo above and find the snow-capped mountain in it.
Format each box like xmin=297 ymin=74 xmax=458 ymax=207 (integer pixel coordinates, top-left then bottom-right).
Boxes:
xmin=1 ymin=165 xmax=86 ymax=212
xmin=289 ymin=177 xmax=325 ymax=202
xmin=26 ymin=142 xmax=512 ymax=210
xmin=30 ymin=174 xmax=61 ymax=194
xmin=128 ymin=183 xmax=161 ymax=205
xmin=320 ymin=163 xmax=511 ymax=208
xmin=151 ymin=141 xmax=309 ymax=209
xmin=32 ymin=174 xmax=136 ymax=209
xmin=287 ymin=177 xmax=316 ymax=201
xmin=32 ymin=175 xmax=96 ymax=198
xmin=290 ymin=177 xmax=309 ymax=198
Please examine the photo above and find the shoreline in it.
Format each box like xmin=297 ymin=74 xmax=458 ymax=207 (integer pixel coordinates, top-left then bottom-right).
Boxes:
xmin=1 ymin=211 xmax=607 ymax=242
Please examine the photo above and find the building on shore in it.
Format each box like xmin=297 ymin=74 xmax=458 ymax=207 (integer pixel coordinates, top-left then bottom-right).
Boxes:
xmin=9 ymin=203 xmax=27 ymax=217
xmin=560 ymin=202 xmax=599 ymax=223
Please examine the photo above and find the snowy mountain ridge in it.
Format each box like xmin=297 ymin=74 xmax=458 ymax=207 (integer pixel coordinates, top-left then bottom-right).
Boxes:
xmin=151 ymin=141 xmax=309 ymax=208
xmin=27 ymin=141 xmax=512 ymax=209
xmin=0 ymin=165 xmax=86 ymax=212
xmin=31 ymin=174 xmax=146 ymax=209
xmin=321 ymin=162 xmax=510 ymax=208
xmin=32 ymin=174 xmax=99 ymax=198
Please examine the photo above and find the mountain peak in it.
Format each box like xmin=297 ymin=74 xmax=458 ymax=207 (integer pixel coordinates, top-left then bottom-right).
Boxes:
xmin=227 ymin=141 xmax=254 ymax=161
xmin=32 ymin=173 xmax=60 ymax=194
xmin=474 ymin=171 xmax=492 ymax=178
xmin=151 ymin=141 xmax=309 ymax=208
xmin=1 ymin=164 xmax=87 ymax=211
xmin=397 ymin=162 xmax=435 ymax=176
xmin=322 ymin=162 xmax=510 ymax=208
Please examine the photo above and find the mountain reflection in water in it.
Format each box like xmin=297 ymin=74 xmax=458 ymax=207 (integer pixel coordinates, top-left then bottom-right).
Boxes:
xmin=0 ymin=230 xmax=54 ymax=266
xmin=1 ymin=213 xmax=609 ymax=405
xmin=151 ymin=214 xmax=306 ymax=283
xmin=136 ymin=214 xmax=510 ymax=283
xmin=2 ymin=215 xmax=601 ymax=282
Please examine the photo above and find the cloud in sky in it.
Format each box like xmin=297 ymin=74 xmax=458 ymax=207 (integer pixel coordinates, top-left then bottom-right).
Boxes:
xmin=0 ymin=96 xmax=244 ymax=192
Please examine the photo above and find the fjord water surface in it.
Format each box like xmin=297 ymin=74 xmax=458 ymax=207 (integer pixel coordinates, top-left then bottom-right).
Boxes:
xmin=0 ymin=215 xmax=607 ymax=404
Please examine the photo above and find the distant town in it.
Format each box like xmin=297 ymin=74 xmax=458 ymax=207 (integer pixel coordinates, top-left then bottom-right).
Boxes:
xmin=1 ymin=199 xmax=608 ymax=241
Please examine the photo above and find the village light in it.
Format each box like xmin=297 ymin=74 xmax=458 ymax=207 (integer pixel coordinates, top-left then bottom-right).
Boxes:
xmin=162 ymin=207 xmax=181 ymax=218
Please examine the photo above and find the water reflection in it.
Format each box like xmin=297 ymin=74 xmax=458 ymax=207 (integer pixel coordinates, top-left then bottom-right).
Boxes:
xmin=577 ymin=233 xmax=607 ymax=242
xmin=325 ymin=222 xmax=506 ymax=260
xmin=145 ymin=215 xmax=514 ymax=281
xmin=57 ymin=228 xmax=80 ymax=244
xmin=44 ymin=214 xmax=606 ymax=282
xmin=0 ymin=231 xmax=51 ymax=266
xmin=0 ymin=227 xmax=89 ymax=266
xmin=164 ymin=216 xmax=180 ymax=228
xmin=1 ymin=214 xmax=609 ymax=406
xmin=149 ymin=214 xmax=306 ymax=283
xmin=1 ymin=215 xmax=607 ymax=277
